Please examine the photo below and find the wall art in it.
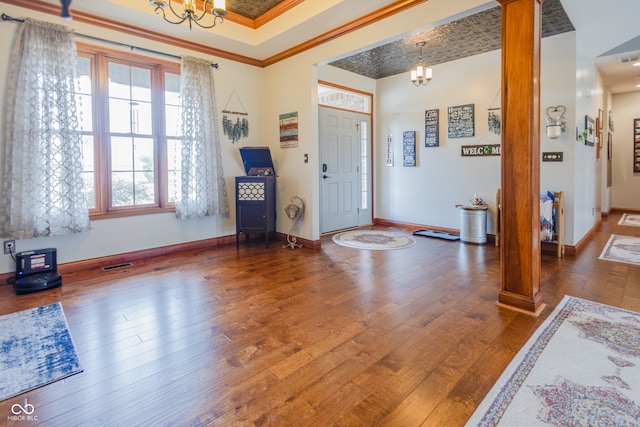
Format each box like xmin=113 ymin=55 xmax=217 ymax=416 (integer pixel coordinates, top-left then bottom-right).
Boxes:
xmin=222 ymin=89 xmax=249 ymax=144
xmin=279 ymin=111 xmax=299 ymax=148
xmin=488 ymin=107 xmax=501 ymax=135
xmin=448 ymin=104 xmax=475 ymax=138
xmin=403 ymin=131 xmax=416 ymax=167
xmin=584 ymin=115 xmax=595 ymax=146
xmin=424 ymin=109 xmax=439 ymax=147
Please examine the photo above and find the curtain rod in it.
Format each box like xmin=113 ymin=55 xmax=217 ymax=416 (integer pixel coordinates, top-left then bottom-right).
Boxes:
xmin=0 ymin=13 xmax=219 ymax=69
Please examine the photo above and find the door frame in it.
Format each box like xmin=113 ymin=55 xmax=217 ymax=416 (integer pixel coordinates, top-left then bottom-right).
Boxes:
xmin=318 ymin=81 xmax=374 ymax=234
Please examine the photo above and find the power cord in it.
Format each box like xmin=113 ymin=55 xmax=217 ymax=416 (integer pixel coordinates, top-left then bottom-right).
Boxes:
xmin=5 ymin=244 xmax=16 ymax=285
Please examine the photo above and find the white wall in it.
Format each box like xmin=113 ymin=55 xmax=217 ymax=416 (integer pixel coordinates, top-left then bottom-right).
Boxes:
xmin=611 ymin=91 xmax=640 ymax=210
xmin=262 ymin=0 xmax=496 ymax=242
xmin=370 ymin=32 xmax=581 ymax=243
xmin=0 ymin=0 xmax=606 ymax=274
xmin=573 ymin=36 xmax=604 ymax=241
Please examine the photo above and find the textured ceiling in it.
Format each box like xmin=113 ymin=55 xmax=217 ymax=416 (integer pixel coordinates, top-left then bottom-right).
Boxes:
xmin=328 ymin=0 xmax=575 ymax=80
xmin=226 ymin=0 xmax=285 ymax=20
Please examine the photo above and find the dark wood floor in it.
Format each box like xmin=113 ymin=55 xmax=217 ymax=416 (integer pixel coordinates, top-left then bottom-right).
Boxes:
xmin=0 ymin=212 xmax=638 ymax=426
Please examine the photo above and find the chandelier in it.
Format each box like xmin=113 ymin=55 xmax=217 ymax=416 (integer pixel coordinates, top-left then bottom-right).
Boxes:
xmin=150 ymin=0 xmax=228 ymax=30
xmin=410 ymin=42 xmax=433 ymax=86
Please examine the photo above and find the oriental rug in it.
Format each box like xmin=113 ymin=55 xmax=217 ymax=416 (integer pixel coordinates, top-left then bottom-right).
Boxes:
xmin=618 ymin=213 xmax=640 ymax=227
xmin=0 ymin=302 xmax=82 ymax=401
xmin=332 ymin=230 xmax=416 ymax=250
xmin=598 ymin=234 xmax=640 ymax=267
xmin=466 ymin=295 xmax=640 ymax=426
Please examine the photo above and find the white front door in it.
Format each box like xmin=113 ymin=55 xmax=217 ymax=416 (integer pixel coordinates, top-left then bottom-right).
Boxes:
xmin=319 ymin=107 xmax=371 ymax=233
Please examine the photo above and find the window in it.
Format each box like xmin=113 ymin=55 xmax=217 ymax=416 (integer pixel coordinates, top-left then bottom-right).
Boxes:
xmin=77 ymin=44 xmax=181 ymax=219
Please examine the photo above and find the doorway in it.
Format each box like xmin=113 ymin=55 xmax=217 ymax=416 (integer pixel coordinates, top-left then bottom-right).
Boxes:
xmin=319 ymin=106 xmax=372 ymax=233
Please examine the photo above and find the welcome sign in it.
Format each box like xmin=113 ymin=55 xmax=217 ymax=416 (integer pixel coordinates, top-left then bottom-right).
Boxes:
xmin=461 ymin=144 xmax=501 ymax=156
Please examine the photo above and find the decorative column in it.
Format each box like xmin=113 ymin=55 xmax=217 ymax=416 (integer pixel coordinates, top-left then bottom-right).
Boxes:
xmin=496 ymin=0 xmax=545 ymax=315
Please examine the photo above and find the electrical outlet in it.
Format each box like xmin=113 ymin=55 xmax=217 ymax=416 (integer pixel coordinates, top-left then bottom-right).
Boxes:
xmin=3 ymin=240 xmax=15 ymax=254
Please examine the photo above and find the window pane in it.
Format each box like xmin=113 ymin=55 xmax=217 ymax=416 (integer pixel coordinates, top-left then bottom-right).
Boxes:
xmin=131 ymin=67 xmax=152 ymax=102
xmin=165 ymin=72 xmax=181 ymax=137
xmin=165 ymin=105 xmax=181 ymax=137
xmin=132 ymin=101 xmax=152 ymax=135
xmin=111 ymin=137 xmax=134 ymax=171
xmin=76 ymin=57 xmax=92 ymax=95
xmin=111 ymin=172 xmax=134 ymax=207
xmin=77 ymin=94 xmax=93 ymax=132
xmin=82 ymin=135 xmax=95 ymax=209
xmin=108 ymin=62 xmax=131 ymax=97
xmin=167 ymin=138 xmax=182 ymax=203
xmin=109 ymin=99 xmax=132 ymax=134
xmin=110 ymin=136 xmax=156 ymax=207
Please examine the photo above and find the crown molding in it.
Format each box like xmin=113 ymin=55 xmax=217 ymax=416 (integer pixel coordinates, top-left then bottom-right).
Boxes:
xmin=0 ymin=0 xmax=427 ymax=68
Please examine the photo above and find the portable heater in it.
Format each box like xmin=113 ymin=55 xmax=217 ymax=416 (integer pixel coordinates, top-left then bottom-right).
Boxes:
xmin=13 ymin=248 xmax=62 ymax=295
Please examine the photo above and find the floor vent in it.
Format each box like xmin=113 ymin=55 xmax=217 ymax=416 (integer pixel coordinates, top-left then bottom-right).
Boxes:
xmin=101 ymin=262 xmax=133 ymax=272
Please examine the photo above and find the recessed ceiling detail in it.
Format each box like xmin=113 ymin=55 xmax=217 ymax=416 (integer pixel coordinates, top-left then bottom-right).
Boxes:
xmin=227 ymin=0 xmax=285 ymax=20
xmin=328 ymin=0 xmax=575 ymax=80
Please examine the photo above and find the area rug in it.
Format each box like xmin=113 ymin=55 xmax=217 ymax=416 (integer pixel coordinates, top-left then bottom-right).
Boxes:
xmin=618 ymin=213 xmax=640 ymax=227
xmin=598 ymin=234 xmax=640 ymax=266
xmin=332 ymin=230 xmax=416 ymax=250
xmin=0 ymin=302 xmax=82 ymax=401
xmin=466 ymin=295 xmax=640 ymax=426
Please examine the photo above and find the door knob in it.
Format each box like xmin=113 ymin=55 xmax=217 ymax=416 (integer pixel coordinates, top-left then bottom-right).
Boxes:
xmin=323 ymin=174 xmax=331 ymax=179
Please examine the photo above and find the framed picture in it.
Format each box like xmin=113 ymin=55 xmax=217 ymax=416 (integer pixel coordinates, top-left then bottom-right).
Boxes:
xmin=584 ymin=115 xmax=595 ymax=146
xmin=402 ymin=131 xmax=416 ymax=167
xmin=608 ymin=132 xmax=612 ymax=160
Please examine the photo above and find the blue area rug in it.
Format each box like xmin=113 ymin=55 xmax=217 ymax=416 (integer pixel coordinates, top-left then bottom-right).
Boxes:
xmin=0 ymin=302 xmax=82 ymax=401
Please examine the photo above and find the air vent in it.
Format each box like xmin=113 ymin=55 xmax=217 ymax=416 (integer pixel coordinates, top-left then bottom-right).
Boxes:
xmin=101 ymin=262 xmax=133 ymax=271
xmin=618 ymin=52 xmax=640 ymax=63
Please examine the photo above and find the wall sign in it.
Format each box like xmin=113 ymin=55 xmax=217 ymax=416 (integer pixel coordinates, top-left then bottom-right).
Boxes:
xmin=542 ymin=152 xmax=563 ymax=162
xmin=279 ymin=112 xmax=299 ymax=148
xmin=386 ymin=134 xmax=393 ymax=166
xmin=461 ymin=144 xmax=500 ymax=157
xmin=403 ymin=131 xmax=416 ymax=167
xmin=448 ymin=104 xmax=475 ymax=138
xmin=424 ymin=109 xmax=439 ymax=147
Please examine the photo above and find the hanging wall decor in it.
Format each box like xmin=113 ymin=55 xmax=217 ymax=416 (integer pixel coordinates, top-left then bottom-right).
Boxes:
xmin=448 ymin=104 xmax=475 ymax=138
xmin=403 ymin=131 xmax=416 ymax=166
xmin=424 ymin=109 xmax=439 ymax=147
xmin=222 ymin=89 xmax=249 ymax=143
xmin=279 ymin=112 xmax=299 ymax=148
xmin=488 ymin=108 xmax=501 ymax=135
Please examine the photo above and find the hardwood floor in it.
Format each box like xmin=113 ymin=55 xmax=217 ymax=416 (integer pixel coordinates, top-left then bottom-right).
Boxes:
xmin=0 ymin=212 xmax=638 ymax=426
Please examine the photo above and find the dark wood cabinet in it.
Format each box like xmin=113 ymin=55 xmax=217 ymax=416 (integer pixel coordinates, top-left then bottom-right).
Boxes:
xmin=235 ymin=176 xmax=276 ymax=247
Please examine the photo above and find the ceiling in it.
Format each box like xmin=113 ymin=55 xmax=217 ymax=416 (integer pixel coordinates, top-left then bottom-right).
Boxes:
xmin=7 ymin=0 xmax=640 ymax=94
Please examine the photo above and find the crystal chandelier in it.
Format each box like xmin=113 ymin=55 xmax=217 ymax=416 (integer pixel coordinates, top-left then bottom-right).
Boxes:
xmin=410 ymin=42 xmax=433 ymax=86
xmin=150 ymin=0 xmax=227 ymax=30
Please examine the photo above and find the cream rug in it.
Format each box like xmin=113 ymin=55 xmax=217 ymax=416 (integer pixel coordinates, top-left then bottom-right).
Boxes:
xmin=332 ymin=230 xmax=416 ymax=250
xmin=599 ymin=234 xmax=640 ymax=266
xmin=618 ymin=213 xmax=640 ymax=227
xmin=466 ymin=296 xmax=640 ymax=426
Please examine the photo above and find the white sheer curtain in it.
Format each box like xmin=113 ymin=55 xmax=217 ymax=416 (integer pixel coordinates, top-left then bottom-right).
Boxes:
xmin=176 ymin=56 xmax=229 ymax=219
xmin=0 ymin=18 xmax=90 ymax=238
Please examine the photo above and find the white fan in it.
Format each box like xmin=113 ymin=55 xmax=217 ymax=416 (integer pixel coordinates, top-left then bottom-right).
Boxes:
xmin=282 ymin=196 xmax=304 ymax=249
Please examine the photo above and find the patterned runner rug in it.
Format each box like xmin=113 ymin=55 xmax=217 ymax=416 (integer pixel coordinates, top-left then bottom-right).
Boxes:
xmin=332 ymin=230 xmax=416 ymax=250
xmin=466 ymin=296 xmax=640 ymax=426
xmin=0 ymin=302 xmax=82 ymax=401
xmin=599 ymin=234 xmax=640 ymax=266
xmin=618 ymin=213 xmax=640 ymax=227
